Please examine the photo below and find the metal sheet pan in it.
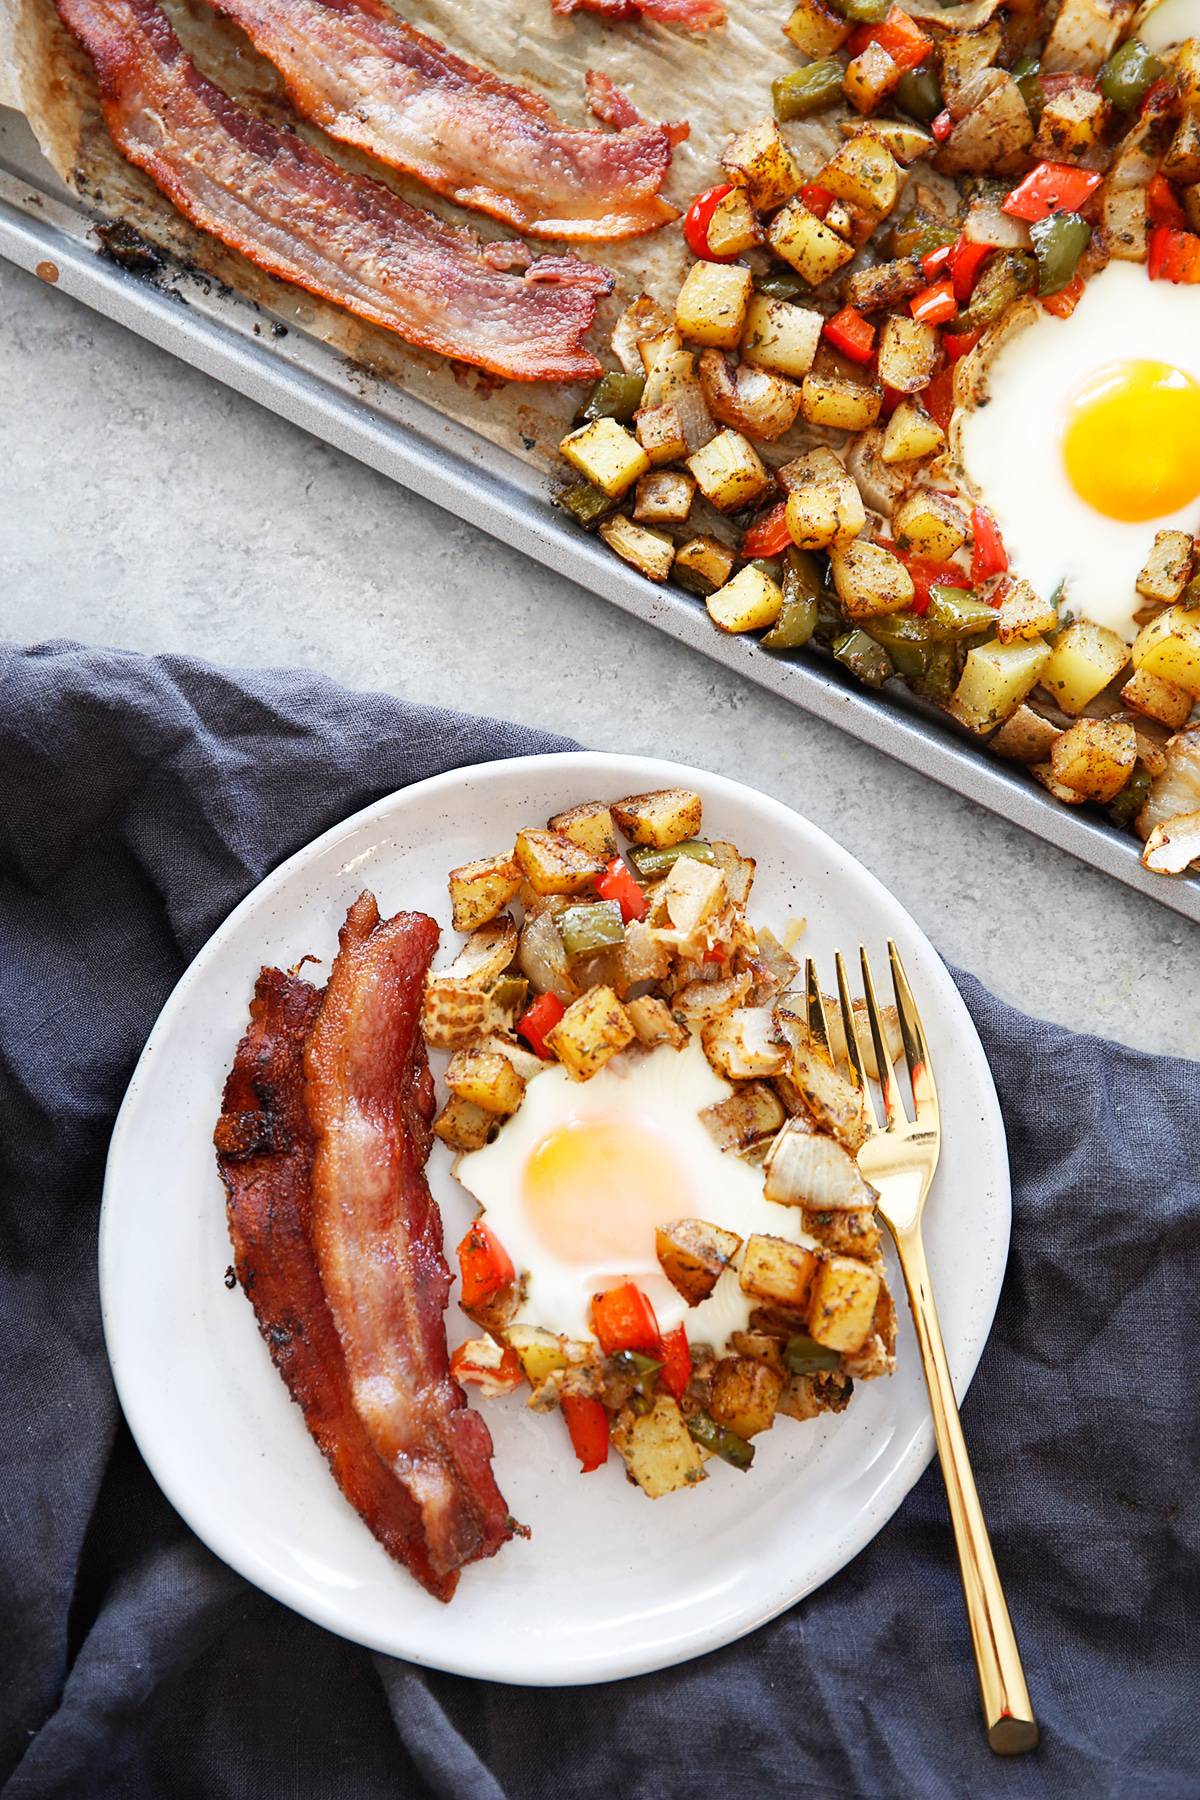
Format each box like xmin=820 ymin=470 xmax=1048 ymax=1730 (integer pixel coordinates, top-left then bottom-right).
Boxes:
xmin=3 ymin=106 xmax=1197 ymax=925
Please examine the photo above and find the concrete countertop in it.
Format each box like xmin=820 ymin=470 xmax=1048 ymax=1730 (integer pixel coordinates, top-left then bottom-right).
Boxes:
xmin=2 ymin=259 xmax=1195 ymax=1058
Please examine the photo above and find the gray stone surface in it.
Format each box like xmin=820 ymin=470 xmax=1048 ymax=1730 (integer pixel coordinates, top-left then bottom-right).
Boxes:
xmin=2 ymin=259 xmax=1195 ymax=1057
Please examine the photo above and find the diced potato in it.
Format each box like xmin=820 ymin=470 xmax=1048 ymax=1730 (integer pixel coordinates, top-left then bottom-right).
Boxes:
xmin=937 ymin=74 xmax=1034 ymax=175
xmin=633 ymin=470 xmax=695 ymax=527
xmin=674 ymin=261 xmax=754 ymax=349
xmin=767 ymin=200 xmax=856 ymax=287
xmin=824 ymin=198 xmax=857 ymax=241
xmin=1131 ymin=606 xmax=1200 ymax=698
xmin=775 ymin=1010 xmax=869 ymax=1148
xmin=892 ymin=489 xmax=968 ymax=560
xmin=1163 ymin=114 xmax=1200 ymax=184
xmin=995 ymin=577 xmax=1059 ymax=644
xmin=845 ymin=39 xmax=901 ymax=115
xmin=1102 ymin=184 xmax=1148 ymax=263
xmin=611 ymin=787 xmax=703 ymax=847
xmin=781 ymin=448 xmax=865 ymax=550
xmin=547 ymin=800 xmax=618 ymax=861
xmin=700 ymin=1082 xmax=786 ymax=1154
xmin=801 ymin=1206 xmax=883 ymax=1260
xmin=447 ymin=853 xmax=523 ymax=933
xmin=829 ymin=538 xmax=915 ymax=618
xmin=818 ymin=132 xmax=902 ymax=217
xmin=807 ymin=1256 xmax=882 ymax=1353
xmin=1034 ymin=82 xmax=1110 ymax=157
xmin=989 ymin=703 xmax=1063 ymax=763
xmin=421 ymin=976 xmax=490 ymax=1050
xmin=949 ymin=637 xmax=1053 ymax=732
xmin=847 ymin=256 xmax=924 ymax=313
xmin=739 ymin=1233 xmax=820 ymax=1310
xmin=611 ymin=1394 xmax=706 ymax=1497
xmin=628 ymin=994 xmax=689 ymax=1050
xmin=673 ymin=535 xmax=736 ymax=595
xmin=706 ymin=186 xmax=762 ymax=258
xmin=800 ymin=372 xmax=883 ymax=431
xmin=657 ymin=1216 xmax=744 ymax=1304
xmin=877 ymin=315 xmax=940 ymax=394
xmin=783 ymin=0 xmax=850 ymax=57
xmin=686 ymin=429 xmax=770 ymax=512
xmin=599 ymin=514 xmax=676 ymax=583
xmin=880 ymin=400 xmax=944 ymax=465
xmin=445 ymin=1045 xmax=525 ymax=1116
xmin=432 ymin=1093 xmax=495 ymax=1153
xmin=721 ymin=117 xmax=802 ymax=211
xmin=740 ymin=294 xmax=824 ymax=380
xmin=560 ymin=416 xmax=650 ymax=498
xmin=937 ymin=19 xmax=1003 ymax=104
xmin=707 ymin=564 xmax=785 ymax=634
xmin=514 ymin=827 xmax=607 ymax=896
xmin=635 ymin=402 xmax=689 ymax=466
xmin=1039 ymin=619 xmax=1130 ymax=714
xmin=545 ymin=983 xmax=634 ymax=1080
xmin=1177 ymin=37 xmax=1200 ymax=113
xmin=697 ymin=353 xmax=803 ymax=442
xmin=1049 ymin=717 xmax=1138 ymax=802
xmin=1136 ymin=530 xmax=1193 ymax=605
xmin=505 ymin=1324 xmax=571 ymax=1387
xmin=476 ymin=1031 xmax=545 ymax=1085
xmin=655 ymin=855 xmax=726 ymax=936
xmin=859 ymin=118 xmax=936 ymax=165
xmin=709 ymin=1356 xmax=785 ymax=1438
xmin=728 ymin=1330 xmax=787 ymax=1373
xmin=1120 ymin=666 xmax=1195 ymax=731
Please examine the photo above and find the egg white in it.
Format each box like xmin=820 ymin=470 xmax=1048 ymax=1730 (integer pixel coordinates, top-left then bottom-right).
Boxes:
xmin=455 ymin=1034 xmax=816 ymax=1347
xmin=957 ymin=261 xmax=1200 ymax=640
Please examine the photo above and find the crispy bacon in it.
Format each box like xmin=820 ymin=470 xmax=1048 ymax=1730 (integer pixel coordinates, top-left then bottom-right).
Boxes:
xmin=200 ymin=0 xmax=681 ymax=241
xmin=215 ymin=968 xmax=456 ymax=1602
xmin=584 ymin=68 xmax=689 ymax=145
xmin=304 ymin=894 xmax=515 ymax=1579
xmin=55 ymin=0 xmax=611 ymax=382
xmin=553 ymin=0 xmax=726 ymax=29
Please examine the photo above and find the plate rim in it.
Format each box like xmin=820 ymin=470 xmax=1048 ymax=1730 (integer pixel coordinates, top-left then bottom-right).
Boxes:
xmin=99 ymin=749 xmax=1011 ymax=1684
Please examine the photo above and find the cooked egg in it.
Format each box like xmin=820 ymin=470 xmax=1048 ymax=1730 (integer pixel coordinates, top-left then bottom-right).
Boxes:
xmin=455 ymin=1035 xmax=813 ymax=1346
xmin=957 ymin=262 xmax=1200 ymax=639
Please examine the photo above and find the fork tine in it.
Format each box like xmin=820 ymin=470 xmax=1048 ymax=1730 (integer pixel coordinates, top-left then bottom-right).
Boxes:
xmin=804 ymin=958 xmax=833 ymax=1057
xmin=888 ymin=940 xmax=940 ymax=1125
xmin=836 ymin=951 xmax=879 ymax=1132
xmin=860 ymin=947 xmax=906 ymax=1127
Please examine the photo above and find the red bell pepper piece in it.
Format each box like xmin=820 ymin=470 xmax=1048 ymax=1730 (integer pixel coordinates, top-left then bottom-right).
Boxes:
xmin=595 ymin=855 xmax=648 ymax=923
xmin=948 ymin=236 xmax=991 ymax=302
xmin=931 ymin=108 xmax=953 ymax=142
xmin=1001 ymin=161 xmax=1103 ymax=223
xmin=847 ymin=5 xmax=932 ymax=72
xmin=1148 ymin=225 xmax=1200 ymax=283
xmin=823 ymin=304 xmax=876 ymax=363
xmin=450 ymin=1338 xmax=523 ymax=1396
xmin=592 ymin=1281 xmax=661 ymax=1357
xmin=1148 ymin=175 xmax=1189 ymax=230
xmin=1140 ymin=75 xmax=1178 ymax=119
xmin=456 ymin=1221 xmax=515 ymax=1311
xmin=920 ymin=242 xmax=953 ymax=279
xmin=897 ymin=552 xmax=970 ymax=615
xmin=740 ymin=501 xmax=794 ymax=558
xmin=683 ymin=183 xmax=736 ymax=261
xmin=516 ymin=991 xmax=565 ymax=1059
xmin=910 ymin=278 xmax=956 ymax=325
xmin=923 ymin=366 xmax=955 ymax=432
xmin=970 ymin=504 xmax=1008 ymax=584
xmin=658 ymin=1324 xmax=692 ymax=1400
xmin=561 ymin=1394 xmax=610 ymax=1473
xmin=1041 ymin=271 xmax=1085 ymax=318
xmin=800 ymin=183 xmax=834 ymax=219
xmin=941 ymin=326 xmax=982 ymax=361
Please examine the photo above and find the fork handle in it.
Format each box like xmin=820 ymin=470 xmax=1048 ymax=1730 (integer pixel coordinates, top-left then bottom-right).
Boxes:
xmin=892 ymin=1223 xmax=1038 ymax=1756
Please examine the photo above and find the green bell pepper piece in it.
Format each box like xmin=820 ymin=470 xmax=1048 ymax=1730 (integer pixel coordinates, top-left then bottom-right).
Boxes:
xmin=833 ymin=629 xmax=895 ymax=688
xmin=576 ymin=370 xmax=645 ymax=426
xmin=1099 ymin=38 xmax=1165 ymax=110
xmin=1106 ymin=762 xmax=1153 ymax=830
xmin=953 ymin=251 xmax=1036 ymax=331
xmin=558 ymin=899 xmax=625 ymax=959
xmin=557 ymin=481 xmax=618 ymax=529
xmin=925 ymin=585 xmax=997 ymax=636
xmin=783 ymin=1335 xmax=842 ymax=1375
xmin=830 ymin=0 xmax=887 ymax=20
xmin=895 ymin=63 xmax=943 ymax=124
xmin=755 ymin=269 xmax=809 ymax=302
xmin=762 ymin=548 xmax=822 ymax=649
xmin=628 ymin=839 xmax=716 ymax=878
xmin=773 ymin=61 xmax=844 ymax=120
xmin=1010 ymin=52 xmax=1043 ymax=118
xmin=1030 ymin=211 xmax=1092 ymax=297
xmin=687 ymin=1410 xmax=755 ymax=1471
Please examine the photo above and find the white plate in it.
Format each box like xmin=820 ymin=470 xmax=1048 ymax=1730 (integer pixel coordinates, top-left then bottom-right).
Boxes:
xmin=100 ymin=752 xmax=1010 ymax=1686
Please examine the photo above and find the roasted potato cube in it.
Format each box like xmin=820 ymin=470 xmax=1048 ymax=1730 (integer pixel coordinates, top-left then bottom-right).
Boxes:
xmin=447 ymin=853 xmax=523 ymax=933
xmin=721 ymin=117 xmax=802 ymax=210
xmin=1050 ymin=717 xmax=1138 ymax=802
xmin=729 ymin=1330 xmax=787 ymax=1373
xmin=1120 ymin=666 xmax=1195 ymax=731
xmin=783 ymin=0 xmax=850 ymax=57
xmin=740 ymin=1234 xmax=819 ymax=1310
xmin=612 ymin=1394 xmax=706 ymax=1497
xmin=807 ymin=1256 xmax=882 ymax=1353
xmin=818 ymin=132 xmax=901 ymax=216
xmin=432 ymin=1093 xmax=495 ymax=1153
xmin=781 ymin=448 xmax=865 ymax=550
xmin=847 ymin=256 xmax=924 ymax=313
xmin=1177 ymin=36 xmax=1200 ymax=113
xmin=880 ymin=400 xmax=944 ymax=464
xmin=800 ymin=372 xmax=882 ymax=431
xmin=740 ymin=294 xmax=824 ymax=380
xmin=633 ymin=470 xmax=696 ymax=527
xmin=767 ymin=201 xmax=856 ymax=286
xmin=599 ymin=514 xmax=676 ymax=583
xmin=445 ymin=1045 xmax=525 ymax=1117
xmin=657 ymin=1216 xmax=744 ymax=1304
xmin=700 ymin=1081 xmax=786 ymax=1154
xmin=476 ymin=1030 xmax=545 ymax=1085
xmin=707 ymin=564 xmax=785 ymax=634
xmin=1035 ymin=81 xmax=1110 ymax=156
xmin=547 ymin=800 xmax=618 ymax=861
xmin=937 ymin=19 xmax=1003 ymax=103
xmin=505 ymin=1324 xmax=571 ymax=1387
xmin=560 ymin=416 xmax=650 ymax=498
xmin=611 ymin=787 xmax=703 ymax=848
xmin=877 ymin=315 xmax=939 ymax=394
xmin=1102 ymin=184 xmax=1148 ymax=263
xmin=706 ymin=186 xmax=762 ymax=258
xmin=709 ymin=1356 xmax=785 ymax=1438
xmin=845 ymin=39 xmax=901 ymax=115
xmin=892 ymin=489 xmax=968 ymax=560
xmin=1039 ymin=620 xmax=1130 ymax=713
xmin=949 ymin=637 xmax=1053 ymax=732
xmin=675 ymin=261 xmax=754 ymax=349
xmin=775 ymin=1011 xmax=869 ymax=1148
xmin=514 ymin=827 xmax=607 ymax=896
xmin=634 ymin=402 xmax=689 ymax=467
xmin=829 ymin=538 xmax=915 ymax=618
xmin=673 ymin=534 xmax=736 ymax=595
xmin=995 ymin=577 xmax=1059 ymax=644
xmin=1131 ymin=605 xmax=1200 ymax=698
xmin=824 ymin=198 xmax=857 ymax=240
xmin=686 ymin=429 xmax=770 ymax=512
xmin=989 ymin=703 xmax=1063 ymax=764
xmin=545 ymin=983 xmax=634 ymax=1080
xmin=421 ymin=976 xmax=490 ymax=1050
xmin=1136 ymin=530 xmax=1193 ymax=605
xmin=1163 ymin=114 xmax=1200 ymax=184
xmin=628 ymin=994 xmax=689 ymax=1050
xmin=697 ymin=351 xmax=802 ymax=442
xmin=937 ymin=74 xmax=1034 ymax=175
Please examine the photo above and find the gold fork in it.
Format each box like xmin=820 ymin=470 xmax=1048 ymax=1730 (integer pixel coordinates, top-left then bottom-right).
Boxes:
xmin=805 ymin=943 xmax=1038 ymax=1757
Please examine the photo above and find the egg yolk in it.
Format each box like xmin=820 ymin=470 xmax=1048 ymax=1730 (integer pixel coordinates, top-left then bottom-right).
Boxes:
xmin=1061 ymin=360 xmax=1200 ymax=523
xmin=523 ymin=1117 xmax=689 ymax=1282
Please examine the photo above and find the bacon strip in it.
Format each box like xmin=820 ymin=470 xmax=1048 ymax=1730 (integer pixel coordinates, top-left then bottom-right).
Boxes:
xmin=553 ymin=0 xmax=726 ymax=29
xmin=200 ymin=0 xmax=681 ymax=241
xmin=304 ymin=894 xmax=514 ymax=1579
xmin=56 ymin=0 xmax=611 ymax=382
xmin=215 ymin=967 xmax=456 ymax=1602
